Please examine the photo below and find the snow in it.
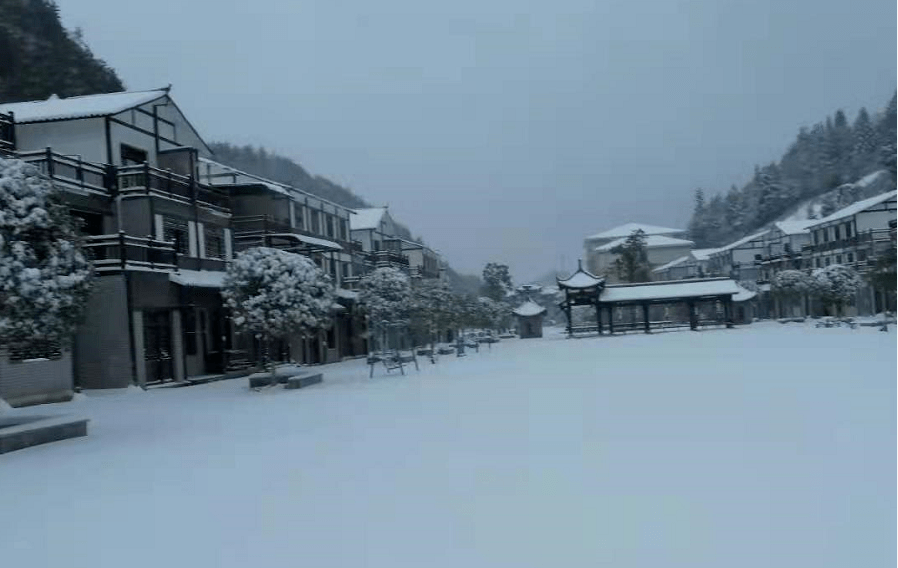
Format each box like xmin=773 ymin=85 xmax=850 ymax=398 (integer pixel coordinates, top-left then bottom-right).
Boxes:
xmin=350 ymin=207 xmax=387 ymax=231
xmin=773 ymin=219 xmax=814 ymax=235
xmin=690 ymin=247 xmax=719 ymax=261
xmin=709 ymin=229 xmax=770 ymax=255
xmin=557 ymin=269 xmax=604 ymax=289
xmin=0 ymin=89 xmax=167 ymax=123
xmin=854 ymin=169 xmax=888 ymax=188
xmin=169 ymin=269 xmax=227 ymax=288
xmin=595 ymin=234 xmax=695 ymax=252
xmin=806 ymin=190 xmax=897 ymax=228
xmin=335 ymin=288 xmax=359 ymax=300
xmin=0 ymin=323 xmax=893 ymax=568
xmin=600 ymin=278 xmax=742 ymax=302
xmin=586 ymin=222 xmax=684 ymax=241
xmin=652 ymin=255 xmax=690 ymax=273
xmin=512 ymin=300 xmax=546 ymax=317
xmin=268 ymin=232 xmax=342 ymax=251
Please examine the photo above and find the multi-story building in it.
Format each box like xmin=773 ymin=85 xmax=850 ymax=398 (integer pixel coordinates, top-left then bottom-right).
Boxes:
xmin=802 ymin=190 xmax=897 ymax=314
xmin=706 ymin=230 xmax=770 ymax=282
xmin=583 ymin=222 xmax=693 ymax=282
xmin=755 ymin=221 xmax=815 ymax=285
xmin=0 ymin=88 xmax=376 ymax=403
xmin=652 ymin=248 xmax=718 ymax=281
xmin=348 ymin=206 xmax=442 ymax=284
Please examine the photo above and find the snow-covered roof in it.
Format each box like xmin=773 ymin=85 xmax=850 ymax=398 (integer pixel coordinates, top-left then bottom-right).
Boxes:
xmin=652 ymin=255 xmax=690 ymax=273
xmin=595 ymin=234 xmax=694 ymax=252
xmin=513 ymin=300 xmax=546 ymax=317
xmin=710 ymin=230 xmax=770 ymax=256
xmin=854 ymin=169 xmax=888 ymax=188
xmin=690 ymin=248 xmax=718 ymax=261
xmin=733 ymin=285 xmax=757 ymax=302
xmin=587 ymin=222 xmax=684 ymax=241
xmin=806 ymin=190 xmax=897 ymax=228
xmin=350 ymin=207 xmax=387 ymax=231
xmin=600 ymin=278 xmax=742 ymax=303
xmin=267 ymin=233 xmax=342 ymax=251
xmin=773 ymin=220 xmax=814 ymax=235
xmin=169 ymin=269 xmax=226 ymax=288
xmin=557 ymin=262 xmax=604 ymax=289
xmin=0 ymin=89 xmax=168 ymax=123
xmin=335 ymin=288 xmax=359 ymax=300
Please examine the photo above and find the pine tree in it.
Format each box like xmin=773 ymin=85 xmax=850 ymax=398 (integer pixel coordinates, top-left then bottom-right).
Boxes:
xmin=481 ymin=262 xmax=513 ymax=302
xmin=610 ymin=230 xmax=652 ymax=283
xmin=687 ymin=189 xmax=708 ymax=246
xmin=850 ymin=107 xmax=877 ymax=180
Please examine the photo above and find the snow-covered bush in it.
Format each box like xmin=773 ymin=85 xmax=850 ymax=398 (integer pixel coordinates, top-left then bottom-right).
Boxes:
xmin=477 ymin=296 xmax=513 ymax=331
xmin=811 ymin=264 xmax=863 ymax=315
xmin=222 ymin=247 xmax=334 ymax=365
xmin=0 ymin=157 xmax=93 ymax=347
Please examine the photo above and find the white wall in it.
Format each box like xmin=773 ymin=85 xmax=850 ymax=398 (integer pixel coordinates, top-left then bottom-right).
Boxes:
xmin=15 ymin=118 xmax=107 ymax=162
xmin=855 ymin=204 xmax=897 ymax=232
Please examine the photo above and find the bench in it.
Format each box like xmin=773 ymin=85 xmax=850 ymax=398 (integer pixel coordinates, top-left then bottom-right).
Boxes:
xmin=284 ymin=373 xmax=323 ymax=390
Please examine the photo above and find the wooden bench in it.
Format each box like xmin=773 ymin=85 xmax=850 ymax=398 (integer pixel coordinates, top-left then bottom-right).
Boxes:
xmin=284 ymin=373 xmax=323 ymax=390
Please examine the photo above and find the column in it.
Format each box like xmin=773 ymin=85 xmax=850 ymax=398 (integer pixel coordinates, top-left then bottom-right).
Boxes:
xmin=642 ymin=303 xmax=651 ymax=334
xmin=596 ymin=303 xmax=603 ymax=335
xmin=171 ymin=309 xmax=185 ymax=382
xmin=607 ymin=305 xmax=615 ymax=335
xmin=688 ymin=301 xmax=698 ymax=331
xmin=132 ymin=310 xmax=146 ymax=388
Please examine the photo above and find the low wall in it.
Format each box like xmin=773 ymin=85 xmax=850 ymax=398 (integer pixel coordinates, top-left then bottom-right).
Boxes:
xmin=0 ymin=350 xmax=74 ymax=407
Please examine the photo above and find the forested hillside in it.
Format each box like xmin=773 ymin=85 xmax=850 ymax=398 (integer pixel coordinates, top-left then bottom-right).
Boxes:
xmin=0 ymin=0 xmax=124 ymax=103
xmin=688 ymin=93 xmax=897 ymax=247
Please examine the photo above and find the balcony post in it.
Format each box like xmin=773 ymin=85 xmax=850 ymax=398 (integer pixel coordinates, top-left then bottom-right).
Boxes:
xmin=119 ymin=231 xmax=127 ymax=271
xmin=45 ymin=147 xmax=54 ymax=177
xmin=144 ymin=162 xmax=150 ymax=195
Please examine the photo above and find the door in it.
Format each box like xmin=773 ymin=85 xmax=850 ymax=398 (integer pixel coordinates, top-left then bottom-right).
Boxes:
xmin=144 ymin=310 xmax=173 ymax=384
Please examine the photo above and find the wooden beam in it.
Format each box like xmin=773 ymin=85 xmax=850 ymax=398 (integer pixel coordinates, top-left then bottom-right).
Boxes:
xmin=642 ymin=303 xmax=651 ymax=334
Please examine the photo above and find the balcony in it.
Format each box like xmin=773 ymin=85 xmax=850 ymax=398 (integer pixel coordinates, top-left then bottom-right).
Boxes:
xmin=365 ymin=250 xmax=409 ymax=268
xmin=117 ymin=164 xmax=230 ymax=212
xmin=18 ymin=149 xmax=110 ymax=196
xmin=82 ymin=233 xmax=177 ymax=273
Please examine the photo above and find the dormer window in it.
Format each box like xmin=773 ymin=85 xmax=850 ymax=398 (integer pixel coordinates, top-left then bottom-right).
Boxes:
xmin=121 ymin=144 xmax=147 ymax=166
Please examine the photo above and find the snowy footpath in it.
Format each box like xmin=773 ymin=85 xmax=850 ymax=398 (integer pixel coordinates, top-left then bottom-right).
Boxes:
xmin=1 ymin=323 xmax=895 ymax=568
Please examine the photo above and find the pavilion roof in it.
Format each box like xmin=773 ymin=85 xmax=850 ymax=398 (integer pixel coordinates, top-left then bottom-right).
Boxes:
xmin=599 ymin=278 xmax=741 ymax=303
xmin=557 ymin=261 xmax=605 ymax=289
xmin=513 ymin=300 xmax=546 ymax=317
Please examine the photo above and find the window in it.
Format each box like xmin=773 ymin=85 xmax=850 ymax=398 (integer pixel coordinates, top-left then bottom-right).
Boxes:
xmin=834 ymin=225 xmax=841 ymax=240
xmin=293 ymin=204 xmax=305 ymax=230
xmin=339 ymin=219 xmax=348 ymax=241
xmin=163 ymin=217 xmax=189 ymax=255
xmin=847 ymin=252 xmax=854 ymax=263
xmin=815 ymin=258 xmax=821 ymax=268
xmin=825 ymin=257 xmax=831 ymax=266
xmin=310 ymin=210 xmax=320 ymax=234
xmin=844 ymin=222 xmax=852 ymax=238
xmin=836 ymin=254 xmax=842 ymax=264
xmin=204 ymin=225 xmax=225 ymax=259
xmin=822 ymin=229 xmax=829 ymax=243
xmin=858 ymin=250 xmax=867 ymax=262
xmin=330 ymin=259 xmax=337 ymax=280
xmin=120 ymin=144 xmax=148 ymax=166
xmin=374 ymin=240 xmax=381 ymax=251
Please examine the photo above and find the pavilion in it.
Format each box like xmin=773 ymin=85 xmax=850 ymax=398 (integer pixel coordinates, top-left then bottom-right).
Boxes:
xmin=557 ymin=261 xmax=742 ymax=336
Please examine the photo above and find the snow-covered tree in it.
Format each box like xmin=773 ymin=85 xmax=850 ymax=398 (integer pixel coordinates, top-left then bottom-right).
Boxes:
xmin=811 ymin=264 xmax=863 ymax=316
xmin=610 ymin=229 xmax=652 ymax=283
xmin=771 ymin=269 xmax=812 ymax=317
xmin=358 ymin=267 xmax=411 ymax=351
xmin=408 ymin=279 xmax=455 ymax=348
xmin=481 ymin=262 xmax=513 ymax=302
xmin=0 ymin=157 xmax=93 ymax=348
xmin=221 ymin=247 xmax=334 ymax=368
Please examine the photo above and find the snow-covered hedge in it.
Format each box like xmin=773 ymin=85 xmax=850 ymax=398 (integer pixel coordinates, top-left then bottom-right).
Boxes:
xmin=811 ymin=264 xmax=863 ymax=312
xmin=221 ymin=247 xmax=334 ymax=342
xmin=771 ymin=270 xmax=812 ymax=299
xmin=0 ymin=157 xmax=93 ymax=346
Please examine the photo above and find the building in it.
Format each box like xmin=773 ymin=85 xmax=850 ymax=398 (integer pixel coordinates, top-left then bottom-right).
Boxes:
xmin=584 ymin=223 xmax=693 ymax=282
xmin=651 ymin=248 xmax=718 ymax=281
xmin=512 ymin=299 xmax=547 ymax=338
xmin=0 ymin=88 xmax=382 ymax=402
xmin=348 ymin=206 xmax=442 ymax=284
xmin=802 ymin=190 xmax=897 ymax=315
xmin=705 ymin=230 xmax=770 ymax=282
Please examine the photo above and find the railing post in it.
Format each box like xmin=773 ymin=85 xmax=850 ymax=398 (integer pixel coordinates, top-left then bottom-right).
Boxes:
xmin=45 ymin=147 xmax=54 ymax=177
xmin=119 ymin=231 xmax=127 ymax=271
xmin=148 ymin=235 xmax=155 ymax=270
xmin=144 ymin=162 xmax=150 ymax=195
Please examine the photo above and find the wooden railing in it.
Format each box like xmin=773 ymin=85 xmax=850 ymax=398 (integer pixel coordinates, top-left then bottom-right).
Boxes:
xmin=117 ymin=163 xmax=230 ymax=211
xmin=18 ymin=148 xmax=110 ymax=195
xmin=82 ymin=233 xmax=177 ymax=272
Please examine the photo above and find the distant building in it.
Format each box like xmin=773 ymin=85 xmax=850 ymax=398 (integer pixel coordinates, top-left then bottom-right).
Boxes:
xmin=652 ymin=248 xmax=718 ymax=281
xmin=348 ymin=207 xmax=442 ymax=283
xmin=512 ymin=300 xmax=547 ymax=338
xmin=584 ymin=222 xmax=692 ymax=282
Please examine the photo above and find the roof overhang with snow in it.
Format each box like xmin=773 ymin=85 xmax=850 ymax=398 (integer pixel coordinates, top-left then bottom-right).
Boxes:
xmin=586 ymin=222 xmax=685 ymax=241
xmin=169 ymin=269 xmax=227 ymax=289
xmin=599 ymin=278 xmax=742 ymax=305
xmin=805 ymin=190 xmax=897 ymax=229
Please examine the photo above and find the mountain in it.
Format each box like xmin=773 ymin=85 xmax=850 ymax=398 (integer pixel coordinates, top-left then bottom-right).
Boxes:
xmin=688 ymin=93 xmax=897 ymax=247
xmin=0 ymin=0 xmax=124 ymax=104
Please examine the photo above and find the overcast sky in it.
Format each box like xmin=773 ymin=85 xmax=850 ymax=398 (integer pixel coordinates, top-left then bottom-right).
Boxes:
xmin=60 ymin=0 xmax=895 ymax=282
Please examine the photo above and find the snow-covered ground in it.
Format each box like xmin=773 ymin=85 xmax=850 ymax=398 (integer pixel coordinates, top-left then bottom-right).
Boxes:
xmin=2 ymin=323 xmax=895 ymax=568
